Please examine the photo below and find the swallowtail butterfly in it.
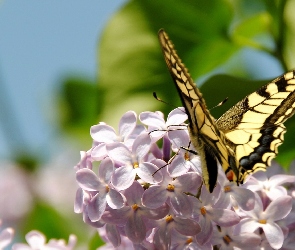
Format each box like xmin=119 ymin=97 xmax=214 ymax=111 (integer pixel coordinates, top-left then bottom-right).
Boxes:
xmin=158 ymin=29 xmax=295 ymax=192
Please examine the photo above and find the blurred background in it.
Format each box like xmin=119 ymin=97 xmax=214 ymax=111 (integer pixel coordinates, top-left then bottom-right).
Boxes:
xmin=1 ymin=0 xmax=295 ymax=249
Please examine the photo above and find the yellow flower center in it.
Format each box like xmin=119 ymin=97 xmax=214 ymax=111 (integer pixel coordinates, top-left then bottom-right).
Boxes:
xmin=224 ymin=185 xmax=231 ymax=193
xmin=132 ymin=204 xmax=139 ymax=211
xmin=184 ymin=152 xmax=190 ymax=161
xmin=166 ymin=184 xmax=175 ymax=191
xmin=165 ymin=215 xmax=173 ymax=223
xmin=200 ymin=207 xmax=206 ymax=215
xmin=186 ymin=238 xmax=193 ymax=244
xmin=223 ymin=235 xmax=232 ymax=244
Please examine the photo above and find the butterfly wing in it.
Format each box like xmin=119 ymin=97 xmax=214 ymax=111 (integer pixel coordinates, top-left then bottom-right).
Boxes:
xmin=158 ymin=29 xmax=237 ymax=192
xmin=216 ymin=72 xmax=295 ymax=182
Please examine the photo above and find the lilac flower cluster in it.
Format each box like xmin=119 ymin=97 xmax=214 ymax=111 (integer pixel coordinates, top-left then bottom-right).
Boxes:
xmin=0 ymin=224 xmax=76 ymax=250
xmin=75 ymin=109 xmax=295 ymax=250
xmin=11 ymin=230 xmax=76 ymax=250
xmin=0 ymin=220 xmax=14 ymax=249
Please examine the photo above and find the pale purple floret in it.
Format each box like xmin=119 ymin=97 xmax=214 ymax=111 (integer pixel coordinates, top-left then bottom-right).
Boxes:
xmin=0 ymin=221 xmax=14 ymax=250
xmin=74 ymin=187 xmax=87 ymax=214
xmin=107 ymin=133 xmax=162 ymax=190
xmin=142 ymin=168 xmax=201 ymax=216
xmin=139 ymin=108 xmax=187 ymax=142
xmin=12 ymin=230 xmax=76 ymax=250
xmin=192 ymin=185 xmax=240 ymax=245
xmin=105 ymin=181 xmax=169 ymax=244
xmin=244 ymin=170 xmax=295 ymax=200
xmin=91 ymin=111 xmax=137 ymax=145
xmin=211 ymin=225 xmax=261 ymax=250
xmin=151 ymin=209 xmax=201 ymax=250
xmin=167 ymin=129 xmax=202 ymax=176
xmin=74 ymin=150 xmax=93 ymax=170
xmin=237 ymin=193 xmax=292 ymax=249
xmin=76 ymin=158 xmax=125 ymax=221
xmin=97 ymin=226 xmax=134 ymax=250
xmin=170 ymin=230 xmax=212 ymax=250
xmin=91 ymin=111 xmax=145 ymax=161
xmin=215 ymin=169 xmax=255 ymax=211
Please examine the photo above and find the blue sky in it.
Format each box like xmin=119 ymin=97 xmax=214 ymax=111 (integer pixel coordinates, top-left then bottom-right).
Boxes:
xmin=0 ymin=1 xmax=126 ymax=158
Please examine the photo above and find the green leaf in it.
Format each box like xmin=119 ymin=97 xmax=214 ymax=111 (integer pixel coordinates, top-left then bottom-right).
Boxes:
xmin=59 ymin=76 xmax=102 ymax=139
xmin=231 ymin=12 xmax=273 ymax=50
xmin=20 ymin=202 xmax=90 ymax=245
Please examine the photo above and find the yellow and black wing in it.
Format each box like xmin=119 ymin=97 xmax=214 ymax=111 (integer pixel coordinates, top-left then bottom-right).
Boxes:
xmin=158 ymin=29 xmax=295 ymax=191
xmin=158 ymin=29 xmax=238 ymax=192
xmin=216 ymin=72 xmax=295 ymax=183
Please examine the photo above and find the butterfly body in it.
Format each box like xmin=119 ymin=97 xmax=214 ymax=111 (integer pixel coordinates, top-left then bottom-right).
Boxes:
xmin=158 ymin=29 xmax=295 ymax=192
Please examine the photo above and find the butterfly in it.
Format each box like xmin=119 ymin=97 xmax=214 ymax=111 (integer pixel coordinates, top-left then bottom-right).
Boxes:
xmin=158 ymin=29 xmax=295 ymax=192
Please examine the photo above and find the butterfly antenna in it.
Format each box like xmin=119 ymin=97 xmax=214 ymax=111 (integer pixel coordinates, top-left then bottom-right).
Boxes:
xmin=153 ymin=92 xmax=186 ymax=114
xmin=209 ymin=97 xmax=228 ymax=111
xmin=152 ymin=149 xmax=180 ymax=176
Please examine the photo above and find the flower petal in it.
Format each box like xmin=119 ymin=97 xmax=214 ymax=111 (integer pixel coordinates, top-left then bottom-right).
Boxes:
xmin=168 ymin=155 xmax=188 ymax=177
xmin=119 ymin=111 xmax=137 ymax=139
xmin=233 ymin=232 xmax=261 ymax=249
xmin=167 ymin=129 xmax=189 ymax=150
xmin=0 ymin=228 xmax=14 ymax=248
xmin=174 ymin=217 xmax=200 ymax=236
xmin=25 ymin=230 xmax=46 ymax=248
xmin=103 ymin=207 xmax=129 ymax=225
xmin=153 ymin=224 xmax=171 ymax=250
xmin=236 ymin=218 xmax=260 ymax=233
xmin=107 ymin=188 xmax=125 ymax=209
xmin=209 ymin=208 xmax=240 ymax=227
xmin=267 ymin=185 xmax=287 ymax=200
xmin=231 ymin=186 xmax=255 ymax=211
xmin=74 ymin=188 xmax=84 ymax=213
xmin=123 ymin=181 xmax=144 ymax=205
xmin=170 ymin=193 xmax=193 ymax=216
xmin=105 ymin=224 xmax=121 ymax=247
xmin=98 ymin=158 xmax=114 ymax=184
xmin=91 ymin=124 xmax=117 ymax=143
xmin=269 ymin=174 xmax=295 ymax=187
xmin=125 ymin=213 xmax=146 ymax=243
xmin=76 ymin=168 xmax=102 ymax=191
xmin=242 ymin=193 xmax=263 ymax=220
xmin=264 ymin=195 xmax=292 ymax=221
xmin=174 ymin=172 xmax=201 ymax=194
xmin=139 ymin=112 xmax=165 ymax=128
xmin=142 ymin=185 xmax=168 ymax=209
xmin=200 ymin=183 xmax=221 ymax=206
xmin=107 ymin=142 xmax=132 ymax=165
xmin=112 ymin=166 xmax=135 ymax=190
xmin=91 ymin=144 xmax=107 ymax=161
xmin=143 ymin=203 xmax=169 ymax=220
xmin=11 ymin=243 xmax=32 ymax=250
xmin=136 ymin=162 xmax=162 ymax=184
xmin=132 ymin=133 xmax=151 ymax=160
xmin=166 ymin=107 xmax=187 ymax=126
xmin=196 ymin=215 xmax=213 ymax=245
xmin=87 ymin=193 xmax=107 ymax=221
xmin=262 ymin=222 xmax=284 ymax=249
